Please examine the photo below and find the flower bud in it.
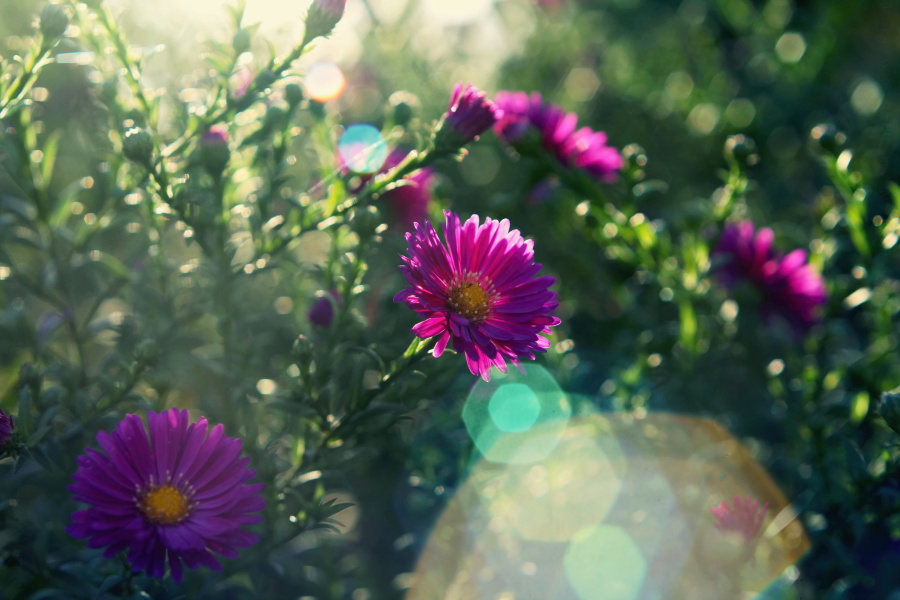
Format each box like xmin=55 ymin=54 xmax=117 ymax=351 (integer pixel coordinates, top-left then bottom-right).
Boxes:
xmin=285 ymin=83 xmax=304 ymax=107
xmin=39 ymin=4 xmax=69 ymax=41
xmin=878 ymin=392 xmax=900 ymax=434
xmin=388 ymin=91 xmax=420 ymax=127
xmin=810 ymin=123 xmax=847 ymax=156
xmin=434 ymin=83 xmax=501 ymax=154
xmin=123 ymin=127 xmax=154 ymax=167
xmin=724 ymin=134 xmax=759 ymax=168
xmin=308 ymin=289 xmax=341 ymax=328
xmin=232 ymin=29 xmax=252 ymax=55
xmin=304 ymin=0 xmax=346 ymax=43
xmin=350 ymin=205 xmax=384 ymax=239
xmin=198 ymin=125 xmax=230 ymax=174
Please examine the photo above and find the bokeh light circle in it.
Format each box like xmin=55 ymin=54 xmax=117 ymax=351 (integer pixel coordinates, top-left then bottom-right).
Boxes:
xmin=462 ymin=364 xmax=572 ymax=464
xmin=338 ymin=124 xmax=388 ymax=174
xmin=303 ymin=61 xmax=347 ymax=103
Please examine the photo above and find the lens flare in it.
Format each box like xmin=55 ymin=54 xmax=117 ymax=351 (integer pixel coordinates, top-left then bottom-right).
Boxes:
xmin=303 ymin=61 xmax=347 ymax=103
xmin=462 ymin=365 xmax=572 ymax=464
xmin=338 ymin=124 xmax=388 ymax=174
xmin=408 ymin=412 xmax=810 ymax=600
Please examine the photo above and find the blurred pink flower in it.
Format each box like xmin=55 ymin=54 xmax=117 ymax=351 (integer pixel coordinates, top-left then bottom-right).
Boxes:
xmin=710 ymin=496 xmax=768 ymax=543
xmin=493 ymin=90 xmax=623 ymax=182
xmin=712 ymin=221 xmax=827 ymax=335
xmin=441 ymin=82 xmax=502 ymax=144
xmin=379 ymin=148 xmax=435 ymax=230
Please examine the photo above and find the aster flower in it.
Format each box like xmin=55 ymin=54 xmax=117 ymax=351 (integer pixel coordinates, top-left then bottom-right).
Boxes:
xmin=67 ymin=409 xmax=265 ymax=582
xmin=712 ymin=221 xmax=827 ymax=335
xmin=435 ymin=83 xmax=502 ymax=151
xmin=394 ymin=210 xmax=560 ymax=381
xmin=493 ymin=90 xmax=623 ymax=183
xmin=0 ymin=408 xmax=13 ymax=447
xmin=710 ymin=496 xmax=768 ymax=543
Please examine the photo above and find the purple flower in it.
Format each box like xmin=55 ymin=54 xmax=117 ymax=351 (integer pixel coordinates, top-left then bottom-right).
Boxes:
xmin=309 ymin=289 xmax=341 ymax=327
xmin=380 ymin=148 xmax=434 ymax=230
xmin=67 ymin=409 xmax=265 ymax=582
xmin=710 ymin=496 xmax=768 ymax=543
xmin=712 ymin=221 xmax=827 ymax=335
xmin=493 ymin=90 xmax=623 ymax=183
xmin=394 ymin=210 xmax=560 ymax=381
xmin=441 ymin=83 xmax=502 ymax=144
xmin=0 ymin=408 xmax=13 ymax=447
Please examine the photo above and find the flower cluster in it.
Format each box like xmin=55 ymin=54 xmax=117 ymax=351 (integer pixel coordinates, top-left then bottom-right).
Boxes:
xmin=712 ymin=221 xmax=827 ymax=335
xmin=710 ymin=496 xmax=769 ymax=543
xmin=493 ymin=90 xmax=623 ymax=182
xmin=67 ymin=409 xmax=265 ymax=582
xmin=395 ymin=210 xmax=560 ymax=381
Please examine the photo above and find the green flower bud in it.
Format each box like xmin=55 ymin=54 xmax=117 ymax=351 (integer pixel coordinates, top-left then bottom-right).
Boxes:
xmin=350 ymin=205 xmax=384 ymax=239
xmin=810 ymin=123 xmax=847 ymax=156
xmin=304 ymin=0 xmax=346 ymax=43
xmin=123 ymin=127 xmax=154 ymax=166
xmin=232 ymin=29 xmax=252 ymax=55
xmin=388 ymin=91 xmax=420 ymax=128
xmin=724 ymin=134 xmax=759 ymax=168
xmin=285 ymin=83 xmax=304 ymax=107
xmin=18 ymin=362 xmax=42 ymax=390
xmin=39 ymin=4 xmax=69 ymax=41
xmin=198 ymin=126 xmax=231 ymax=174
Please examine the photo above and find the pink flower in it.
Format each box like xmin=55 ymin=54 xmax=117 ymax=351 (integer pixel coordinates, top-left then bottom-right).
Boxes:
xmin=394 ymin=210 xmax=560 ymax=381
xmin=493 ymin=90 xmax=623 ymax=182
xmin=712 ymin=221 xmax=827 ymax=335
xmin=441 ymin=83 xmax=502 ymax=144
xmin=710 ymin=496 xmax=768 ymax=543
xmin=380 ymin=148 xmax=435 ymax=230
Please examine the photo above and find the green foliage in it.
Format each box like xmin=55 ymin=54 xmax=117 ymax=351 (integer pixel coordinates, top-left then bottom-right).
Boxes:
xmin=0 ymin=0 xmax=899 ymax=598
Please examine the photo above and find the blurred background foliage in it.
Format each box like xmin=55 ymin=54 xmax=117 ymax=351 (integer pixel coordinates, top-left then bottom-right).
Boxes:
xmin=1 ymin=0 xmax=900 ymax=598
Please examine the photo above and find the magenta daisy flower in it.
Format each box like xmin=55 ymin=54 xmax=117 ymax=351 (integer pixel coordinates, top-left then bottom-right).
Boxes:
xmin=493 ymin=90 xmax=623 ymax=182
xmin=712 ymin=221 xmax=827 ymax=335
xmin=710 ymin=496 xmax=768 ymax=543
xmin=67 ymin=409 xmax=265 ymax=582
xmin=394 ymin=210 xmax=560 ymax=381
xmin=440 ymin=83 xmax=502 ymax=144
xmin=0 ymin=408 xmax=13 ymax=447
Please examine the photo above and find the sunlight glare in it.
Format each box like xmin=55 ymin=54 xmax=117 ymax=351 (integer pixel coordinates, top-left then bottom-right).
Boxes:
xmin=304 ymin=62 xmax=347 ymax=103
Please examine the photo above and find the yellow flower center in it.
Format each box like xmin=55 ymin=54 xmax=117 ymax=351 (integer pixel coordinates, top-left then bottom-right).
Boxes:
xmin=138 ymin=484 xmax=191 ymax=525
xmin=448 ymin=280 xmax=492 ymax=323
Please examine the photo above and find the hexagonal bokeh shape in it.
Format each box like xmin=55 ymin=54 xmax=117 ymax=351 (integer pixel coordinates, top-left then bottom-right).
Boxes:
xmin=462 ymin=364 xmax=572 ymax=464
xmin=407 ymin=413 xmax=811 ymax=600
xmin=564 ymin=524 xmax=647 ymax=600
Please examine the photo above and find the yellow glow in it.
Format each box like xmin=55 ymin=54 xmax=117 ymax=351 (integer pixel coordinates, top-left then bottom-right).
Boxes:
xmin=303 ymin=62 xmax=347 ymax=103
